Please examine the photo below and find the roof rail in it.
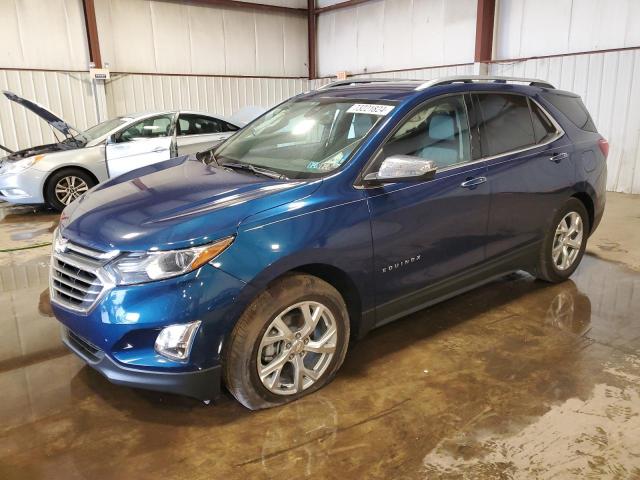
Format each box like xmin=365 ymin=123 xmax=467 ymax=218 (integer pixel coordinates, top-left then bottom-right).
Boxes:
xmin=415 ymin=75 xmax=555 ymax=91
xmin=317 ymin=78 xmax=404 ymax=90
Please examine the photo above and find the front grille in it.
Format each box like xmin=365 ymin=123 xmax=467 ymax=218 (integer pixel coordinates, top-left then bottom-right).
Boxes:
xmin=66 ymin=328 xmax=103 ymax=362
xmin=50 ymin=237 xmax=116 ymax=313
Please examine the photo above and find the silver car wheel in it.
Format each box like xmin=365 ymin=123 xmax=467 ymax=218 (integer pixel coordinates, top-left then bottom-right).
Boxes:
xmin=258 ymin=301 xmax=338 ymax=396
xmin=552 ymin=211 xmax=584 ymax=271
xmin=55 ymin=176 xmax=88 ymax=205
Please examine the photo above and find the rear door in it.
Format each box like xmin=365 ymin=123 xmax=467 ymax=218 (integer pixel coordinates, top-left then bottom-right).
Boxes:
xmin=474 ymin=92 xmax=574 ymax=259
xmin=106 ymin=114 xmax=175 ymax=178
xmin=175 ymin=114 xmax=239 ymax=155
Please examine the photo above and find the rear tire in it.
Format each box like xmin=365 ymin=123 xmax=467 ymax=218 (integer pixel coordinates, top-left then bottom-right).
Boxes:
xmin=45 ymin=168 xmax=96 ymax=211
xmin=536 ymin=198 xmax=589 ymax=283
xmin=223 ymin=273 xmax=350 ymax=410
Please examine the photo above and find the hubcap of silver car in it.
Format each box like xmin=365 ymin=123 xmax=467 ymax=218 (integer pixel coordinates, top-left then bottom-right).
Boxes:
xmin=552 ymin=211 xmax=584 ymax=271
xmin=55 ymin=176 xmax=88 ymax=205
xmin=257 ymin=301 xmax=338 ymax=396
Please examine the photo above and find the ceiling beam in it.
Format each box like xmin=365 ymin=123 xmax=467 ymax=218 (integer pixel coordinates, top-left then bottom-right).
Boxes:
xmin=474 ymin=0 xmax=496 ymax=62
xmin=315 ymin=0 xmax=373 ymax=14
xmin=308 ymin=0 xmax=317 ymax=79
xmin=82 ymin=0 xmax=102 ymax=68
xmin=179 ymin=0 xmax=306 ymax=15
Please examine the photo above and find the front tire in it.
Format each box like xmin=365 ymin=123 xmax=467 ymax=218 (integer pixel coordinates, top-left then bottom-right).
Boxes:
xmin=45 ymin=168 xmax=96 ymax=211
xmin=536 ymin=198 xmax=589 ymax=283
xmin=223 ymin=273 xmax=350 ymax=410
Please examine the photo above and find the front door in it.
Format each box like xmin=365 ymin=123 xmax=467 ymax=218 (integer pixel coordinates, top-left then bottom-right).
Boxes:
xmin=364 ymin=94 xmax=490 ymax=323
xmin=106 ymin=114 xmax=175 ymax=178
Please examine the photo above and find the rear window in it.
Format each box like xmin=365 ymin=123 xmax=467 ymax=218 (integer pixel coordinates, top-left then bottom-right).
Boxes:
xmin=541 ymin=92 xmax=597 ymax=132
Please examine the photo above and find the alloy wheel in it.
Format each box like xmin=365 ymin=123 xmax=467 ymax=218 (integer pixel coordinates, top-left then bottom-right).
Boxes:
xmin=55 ymin=176 xmax=89 ymax=205
xmin=257 ymin=301 xmax=338 ymax=396
xmin=552 ymin=211 xmax=584 ymax=271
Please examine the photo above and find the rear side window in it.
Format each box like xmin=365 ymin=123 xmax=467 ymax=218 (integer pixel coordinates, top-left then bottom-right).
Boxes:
xmin=177 ymin=114 xmax=237 ymax=136
xmin=530 ymin=100 xmax=558 ymax=143
xmin=541 ymin=92 xmax=597 ymax=132
xmin=475 ymin=93 xmax=535 ymax=156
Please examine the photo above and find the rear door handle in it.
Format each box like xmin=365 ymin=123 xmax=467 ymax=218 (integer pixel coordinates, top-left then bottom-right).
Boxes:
xmin=549 ymin=152 xmax=569 ymax=163
xmin=460 ymin=176 xmax=487 ymax=189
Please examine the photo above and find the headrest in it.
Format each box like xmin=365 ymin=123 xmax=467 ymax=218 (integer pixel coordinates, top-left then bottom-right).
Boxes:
xmin=428 ymin=113 xmax=455 ymax=140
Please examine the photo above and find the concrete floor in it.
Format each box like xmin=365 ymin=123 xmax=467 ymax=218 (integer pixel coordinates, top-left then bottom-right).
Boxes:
xmin=0 ymin=194 xmax=639 ymax=479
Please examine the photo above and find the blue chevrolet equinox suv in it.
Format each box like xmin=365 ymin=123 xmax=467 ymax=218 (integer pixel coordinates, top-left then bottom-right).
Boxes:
xmin=50 ymin=76 xmax=607 ymax=409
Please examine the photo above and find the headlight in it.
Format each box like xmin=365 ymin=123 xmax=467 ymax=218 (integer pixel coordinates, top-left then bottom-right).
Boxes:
xmin=108 ymin=236 xmax=234 ymax=285
xmin=4 ymin=157 xmax=36 ymax=174
xmin=155 ymin=320 xmax=201 ymax=361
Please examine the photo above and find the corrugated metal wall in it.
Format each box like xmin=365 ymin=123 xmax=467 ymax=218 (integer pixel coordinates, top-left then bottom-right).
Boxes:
xmin=351 ymin=63 xmax=475 ymax=80
xmin=490 ymin=49 xmax=640 ymax=194
xmin=317 ymin=0 xmax=477 ymax=77
xmin=94 ymin=0 xmax=308 ymax=77
xmin=495 ymin=0 xmax=640 ymax=60
xmin=105 ymin=74 xmax=323 ymax=118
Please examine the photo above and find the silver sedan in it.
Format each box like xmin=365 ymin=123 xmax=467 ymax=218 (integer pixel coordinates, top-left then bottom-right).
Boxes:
xmin=0 ymin=91 xmax=259 ymax=211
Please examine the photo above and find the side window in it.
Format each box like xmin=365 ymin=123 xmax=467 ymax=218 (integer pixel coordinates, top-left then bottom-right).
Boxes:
xmin=529 ymin=100 xmax=558 ymax=143
xmin=380 ymin=95 xmax=471 ymax=169
xmin=116 ymin=115 xmax=173 ymax=143
xmin=540 ymin=92 xmax=597 ymax=132
xmin=177 ymin=114 xmax=229 ymax=136
xmin=476 ymin=93 xmax=535 ymax=156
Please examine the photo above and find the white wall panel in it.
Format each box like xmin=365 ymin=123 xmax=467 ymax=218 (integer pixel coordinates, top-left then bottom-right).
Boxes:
xmin=0 ymin=0 xmax=89 ymax=70
xmin=350 ymin=63 xmax=474 ymax=79
xmin=490 ymin=49 xmax=640 ymax=194
xmin=0 ymin=69 xmax=98 ymax=152
xmin=104 ymin=73 xmax=321 ymax=119
xmin=94 ymin=0 xmax=308 ymax=77
xmin=317 ymin=0 xmax=476 ymax=77
xmin=495 ymin=0 xmax=640 ymax=60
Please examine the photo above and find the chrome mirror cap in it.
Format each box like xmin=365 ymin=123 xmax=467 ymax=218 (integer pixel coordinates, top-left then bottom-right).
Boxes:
xmin=364 ymin=155 xmax=437 ymax=184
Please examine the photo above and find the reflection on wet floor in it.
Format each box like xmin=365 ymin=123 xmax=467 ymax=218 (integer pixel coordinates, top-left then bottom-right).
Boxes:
xmin=1 ymin=203 xmax=639 ymax=479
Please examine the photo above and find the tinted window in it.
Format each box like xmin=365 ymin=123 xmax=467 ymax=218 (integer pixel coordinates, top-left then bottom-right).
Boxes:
xmin=177 ymin=114 xmax=234 ymax=136
xmin=380 ymin=95 xmax=471 ymax=169
xmin=117 ymin=115 xmax=173 ymax=142
xmin=530 ymin=100 xmax=558 ymax=143
xmin=541 ymin=92 xmax=597 ymax=132
xmin=476 ymin=93 xmax=535 ymax=156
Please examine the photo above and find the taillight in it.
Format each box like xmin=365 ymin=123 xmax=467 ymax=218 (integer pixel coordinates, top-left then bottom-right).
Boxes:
xmin=598 ymin=138 xmax=609 ymax=159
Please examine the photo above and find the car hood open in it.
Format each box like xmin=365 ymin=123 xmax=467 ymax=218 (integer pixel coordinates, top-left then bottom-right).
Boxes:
xmin=3 ymin=90 xmax=77 ymax=139
xmin=59 ymin=156 xmax=319 ymax=252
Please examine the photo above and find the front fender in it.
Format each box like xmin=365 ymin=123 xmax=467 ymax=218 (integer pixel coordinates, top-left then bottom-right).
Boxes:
xmin=214 ymin=189 xmax=375 ymax=313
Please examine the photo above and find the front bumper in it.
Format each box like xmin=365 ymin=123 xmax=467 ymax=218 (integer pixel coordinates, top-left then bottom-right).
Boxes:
xmin=62 ymin=327 xmax=222 ymax=400
xmin=0 ymin=169 xmax=46 ymax=204
xmin=52 ymin=263 xmax=253 ymax=400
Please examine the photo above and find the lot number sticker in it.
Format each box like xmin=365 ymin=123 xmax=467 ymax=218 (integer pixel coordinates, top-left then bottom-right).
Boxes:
xmin=347 ymin=104 xmax=395 ymax=116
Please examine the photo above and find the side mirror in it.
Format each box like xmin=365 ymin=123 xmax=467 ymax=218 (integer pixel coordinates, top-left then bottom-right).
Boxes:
xmin=363 ymin=155 xmax=437 ymax=184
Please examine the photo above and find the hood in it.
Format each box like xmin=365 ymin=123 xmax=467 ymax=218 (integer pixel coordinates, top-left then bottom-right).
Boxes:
xmin=59 ymin=156 xmax=319 ymax=252
xmin=3 ymin=90 xmax=76 ymax=139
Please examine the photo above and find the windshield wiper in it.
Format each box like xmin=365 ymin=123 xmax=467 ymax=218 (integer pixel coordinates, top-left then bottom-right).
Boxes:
xmin=222 ymin=162 xmax=289 ymax=180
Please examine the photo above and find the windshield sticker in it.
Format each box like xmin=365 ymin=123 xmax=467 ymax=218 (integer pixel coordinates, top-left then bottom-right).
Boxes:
xmin=347 ymin=104 xmax=394 ymax=116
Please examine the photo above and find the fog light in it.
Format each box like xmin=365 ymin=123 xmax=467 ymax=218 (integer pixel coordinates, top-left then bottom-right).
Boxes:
xmin=154 ymin=320 xmax=201 ymax=361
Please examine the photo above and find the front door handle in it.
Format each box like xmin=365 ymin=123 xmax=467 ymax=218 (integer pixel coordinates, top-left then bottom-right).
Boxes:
xmin=549 ymin=152 xmax=569 ymax=163
xmin=460 ymin=176 xmax=487 ymax=189
xmin=151 ymin=147 xmax=166 ymax=153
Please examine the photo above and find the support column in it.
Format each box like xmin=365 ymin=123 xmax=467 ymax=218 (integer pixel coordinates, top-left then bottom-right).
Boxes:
xmin=307 ymin=0 xmax=317 ymax=79
xmin=474 ymin=0 xmax=496 ymax=73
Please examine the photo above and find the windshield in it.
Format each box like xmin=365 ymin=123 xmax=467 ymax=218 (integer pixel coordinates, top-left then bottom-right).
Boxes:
xmin=214 ymin=98 xmax=395 ymax=179
xmin=79 ymin=117 xmax=130 ymax=143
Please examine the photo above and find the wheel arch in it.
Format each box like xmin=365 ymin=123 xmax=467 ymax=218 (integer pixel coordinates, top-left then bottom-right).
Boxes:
xmin=571 ymin=191 xmax=595 ymax=235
